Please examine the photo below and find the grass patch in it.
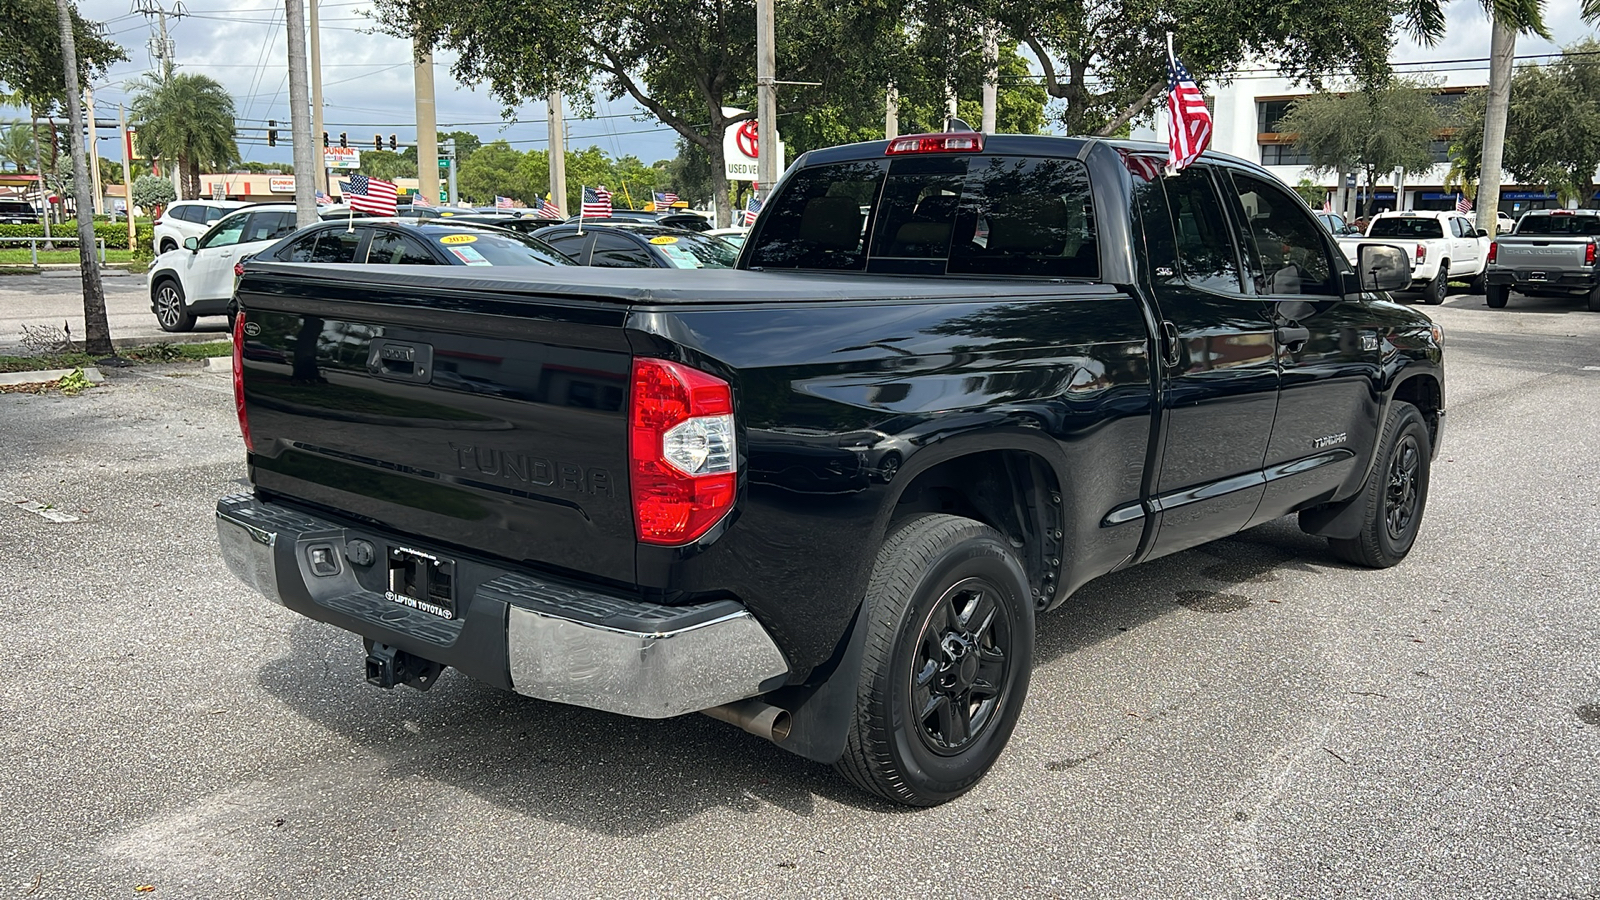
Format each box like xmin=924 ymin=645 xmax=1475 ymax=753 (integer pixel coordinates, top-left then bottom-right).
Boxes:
xmin=0 ymin=249 xmax=135 ymax=264
xmin=0 ymin=340 xmax=232 ymax=373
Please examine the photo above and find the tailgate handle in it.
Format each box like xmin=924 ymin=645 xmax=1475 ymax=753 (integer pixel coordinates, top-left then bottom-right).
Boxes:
xmin=367 ymin=339 xmax=434 ymax=383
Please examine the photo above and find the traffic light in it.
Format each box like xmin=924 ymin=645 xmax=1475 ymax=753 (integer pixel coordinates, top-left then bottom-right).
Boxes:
xmin=374 ymin=134 xmax=382 ymax=152
xmin=339 ymin=132 xmax=348 ymax=149
xmin=389 ymin=134 xmax=397 ymax=151
xmin=322 ymin=131 xmax=329 ymax=148
xmin=266 ymin=119 xmax=278 ymax=147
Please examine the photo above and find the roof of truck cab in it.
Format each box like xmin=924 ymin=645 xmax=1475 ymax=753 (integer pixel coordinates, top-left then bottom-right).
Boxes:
xmin=241 ymin=260 xmax=1122 ymax=305
xmin=796 ymin=133 xmax=1259 ymax=170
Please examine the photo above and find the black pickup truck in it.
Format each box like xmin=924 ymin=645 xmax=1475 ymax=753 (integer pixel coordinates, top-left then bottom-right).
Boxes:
xmin=218 ymin=133 xmax=1443 ymax=806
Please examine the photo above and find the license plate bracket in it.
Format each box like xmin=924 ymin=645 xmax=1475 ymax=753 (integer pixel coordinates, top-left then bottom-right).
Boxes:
xmin=385 ymin=545 xmax=457 ymax=620
xmin=1529 ymin=271 xmax=1548 ymax=282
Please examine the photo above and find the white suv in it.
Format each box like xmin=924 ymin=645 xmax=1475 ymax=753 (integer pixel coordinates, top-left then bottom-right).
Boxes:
xmin=152 ymin=200 xmax=248 ymax=255
xmin=147 ymin=204 xmax=300 ymax=331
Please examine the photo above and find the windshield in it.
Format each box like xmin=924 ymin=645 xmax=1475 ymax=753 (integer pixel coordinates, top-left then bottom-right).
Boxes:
xmin=1368 ymin=217 xmax=1444 ymax=239
xmin=425 ymin=229 xmax=575 ymax=266
xmin=1515 ymin=214 xmax=1600 ymax=236
xmin=652 ymin=232 xmax=738 ymax=268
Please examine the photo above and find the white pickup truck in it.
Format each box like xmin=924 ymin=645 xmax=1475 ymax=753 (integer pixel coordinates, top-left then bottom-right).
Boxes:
xmin=1337 ymin=210 xmax=1489 ymax=304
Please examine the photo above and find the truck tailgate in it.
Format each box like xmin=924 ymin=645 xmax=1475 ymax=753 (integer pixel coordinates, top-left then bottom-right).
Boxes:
xmin=235 ymin=264 xmax=637 ymax=585
xmin=1494 ymin=236 xmax=1592 ymax=271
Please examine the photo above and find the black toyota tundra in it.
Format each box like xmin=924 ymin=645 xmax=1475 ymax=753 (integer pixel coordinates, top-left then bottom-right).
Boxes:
xmin=218 ymin=132 xmax=1442 ymax=806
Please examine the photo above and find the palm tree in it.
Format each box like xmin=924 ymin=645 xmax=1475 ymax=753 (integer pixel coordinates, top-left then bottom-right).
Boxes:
xmin=129 ymin=72 xmax=239 ymax=199
xmin=0 ymin=121 xmax=37 ymax=172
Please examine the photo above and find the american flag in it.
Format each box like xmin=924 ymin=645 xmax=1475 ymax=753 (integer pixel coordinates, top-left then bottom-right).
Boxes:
xmin=531 ymin=196 xmax=563 ymax=220
xmin=412 ymin=192 xmax=432 ymax=208
xmin=1165 ymin=39 xmax=1212 ymax=173
xmin=1118 ymin=150 xmax=1165 ymax=183
xmin=1455 ymin=195 xmax=1473 ymax=214
xmin=581 ymin=186 xmax=612 ymax=218
xmin=655 ymin=190 xmax=678 ymax=208
xmin=314 ymin=190 xmax=332 ymax=206
xmin=1322 ymin=194 xmax=1333 ymax=213
xmin=345 ymin=174 xmax=398 ymax=215
xmin=743 ymin=194 xmax=762 ymax=226
xmin=495 ymin=195 xmax=514 ymax=210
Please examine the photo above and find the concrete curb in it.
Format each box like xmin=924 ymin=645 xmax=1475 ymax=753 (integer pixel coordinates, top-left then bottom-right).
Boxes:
xmin=201 ymin=356 xmax=231 ymax=373
xmin=0 ymin=366 xmax=105 ymax=387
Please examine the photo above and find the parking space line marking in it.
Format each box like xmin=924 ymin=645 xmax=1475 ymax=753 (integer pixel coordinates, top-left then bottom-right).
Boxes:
xmin=2 ymin=495 xmax=79 ymax=523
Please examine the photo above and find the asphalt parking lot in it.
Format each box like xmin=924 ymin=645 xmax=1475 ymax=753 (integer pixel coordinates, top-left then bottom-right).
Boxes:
xmin=2 ymin=291 xmax=1597 ymax=898
xmin=0 ymin=271 xmax=229 ymax=352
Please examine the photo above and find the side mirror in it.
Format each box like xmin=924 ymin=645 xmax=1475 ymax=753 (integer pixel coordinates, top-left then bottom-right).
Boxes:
xmin=1356 ymin=244 xmax=1412 ymax=293
xmin=1475 ymin=228 xmax=1488 ymax=238
xmin=183 ymin=236 xmax=199 ymax=252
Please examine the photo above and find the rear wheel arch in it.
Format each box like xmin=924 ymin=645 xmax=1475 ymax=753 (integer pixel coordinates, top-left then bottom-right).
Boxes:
xmin=1392 ymin=372 xmax=1443 ymax=450
xmin=875 ymin=442 xmax=1069 ymax=612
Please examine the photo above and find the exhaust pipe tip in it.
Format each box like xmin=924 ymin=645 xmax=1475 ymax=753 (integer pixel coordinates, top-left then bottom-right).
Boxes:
xmin=702 ymin=699 xmax=792 ymax=743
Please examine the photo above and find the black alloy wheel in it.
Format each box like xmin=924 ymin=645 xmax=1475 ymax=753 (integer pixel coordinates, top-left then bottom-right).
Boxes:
xmin=1423 ymin=267 xmax=1448 ymax=305
xmin=836 ymin=514 xmax=1034 ymax=806
xmin=1329 ymin=401 xmax=1431 ymax=568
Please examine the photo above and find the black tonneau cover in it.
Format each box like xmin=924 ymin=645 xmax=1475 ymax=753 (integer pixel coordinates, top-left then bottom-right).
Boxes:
xmin=240 ymin=261 xmax=1111 ymax=306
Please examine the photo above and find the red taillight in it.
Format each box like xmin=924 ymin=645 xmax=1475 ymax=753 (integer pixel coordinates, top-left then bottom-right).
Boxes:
xmin=232 ymin=312 xmax=253 ymax=452
xmin=629 ymin=358 xmax=737 ymax=546
xmin=234 ymin=261 xmax=245 ymax=277
xmin=1587 ymin=242 xmax=1597 ymax=266
xmin=885 ymin=132 xmax=985 ymax=155
xmin=1415 ymin=243 xmax=1426 ymax=263
xmin=1488 ymin=241 xmax=1498 ymax=264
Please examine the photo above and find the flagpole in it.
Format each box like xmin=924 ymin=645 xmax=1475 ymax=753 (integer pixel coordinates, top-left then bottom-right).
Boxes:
xmin=577 ymin=186 xmax=584 ymax=235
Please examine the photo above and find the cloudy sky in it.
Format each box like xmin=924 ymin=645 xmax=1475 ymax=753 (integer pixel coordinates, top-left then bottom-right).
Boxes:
xmin=15 ymin=0 xmax=1600 ymax=172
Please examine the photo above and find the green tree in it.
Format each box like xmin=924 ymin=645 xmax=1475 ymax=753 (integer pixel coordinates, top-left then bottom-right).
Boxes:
xmin=950 ymin=0 xmax=1446 ymax=136
xmin=1277 ymin=79 xmax=1442 ymax=216
xmin=0 ymin=121 xmax=35 ymax=171
xmin=129 ymin=72 xmax=240 ymax=200
xmin=455 ymin=139 xmax=523 ymax=204
xmin=360 ymin=149 xmax=416 ymax=182
xmin=374 ymin=0 xmax=909 ymax=225
xmin=0 ymin=0 xmax=123 ymax=104
xmin=132 ymin=172 xmax=175 ymax=212
xmin=1450 ymin=39 xmax=1600 ymax=209
xmin=661 ymin=139 xmax=716 ymax=208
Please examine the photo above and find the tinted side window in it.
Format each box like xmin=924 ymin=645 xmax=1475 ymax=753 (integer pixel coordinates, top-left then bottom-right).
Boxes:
xmin=950 ymin=156 xmax=1097 ymax=278
xmin=1227 ymin=171 xmax=1339 ymax=297
xmin=203 ymin=206 xmax=229 ymax=224
xmin=280 ymin=232 xmax=319 ymax=262
xmin=747 ymin=160 xmax=885 ymax=271
xmin=242 ymin=211 xmax=297 ymax=244
xmin=542 ymin=233 xmax=593 ymax=263
xmin=309 ymin=229 xmax=365 ymax=263
xmin=590 ymin=232 xmax=654 ymax=268
xmin=367 ymin=231 xmax=437 ymax=264
xmin=1160 ymin=167 xmax=1244 ymax=293
xmin=198 ymin=215 xmax=248 ymax=249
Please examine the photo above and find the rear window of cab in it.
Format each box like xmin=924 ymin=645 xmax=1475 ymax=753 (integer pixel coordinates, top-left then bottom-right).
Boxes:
xmin=747 ymin=155 xmax=1098 ymax=279
xmin=1368 ymin=216 xmax=1444 ymax=239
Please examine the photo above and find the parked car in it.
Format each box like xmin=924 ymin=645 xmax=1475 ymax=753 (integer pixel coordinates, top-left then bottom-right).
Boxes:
xmin=0 ymin=199 xmax=40 ymax=225
xmin=1484 ymin=208 xmax=1600 ymax=310
xmin=562 ymin=209 xmax=714 ymax=232
xmin=1337 ymin=210 xmax=1488 ymax=303
xmin=220 ymin=131 xmax=1440 ymax=807
xmin=704 ymin=226 xmax=749 ymax=250
xmin=530 ymin=222 xmax=739 ymax=268
xmin=255 ymin=219 xmax=574 ymax=269
xmin=1497 ymin=211 xmax=1516 ymax=234
xmin=433 ymin=214 xmax=556 ymax=236
xmin=152 ymin=200 xmax=249 ymax=255
xmin=147 ymin=204 xmax=299 ymax=332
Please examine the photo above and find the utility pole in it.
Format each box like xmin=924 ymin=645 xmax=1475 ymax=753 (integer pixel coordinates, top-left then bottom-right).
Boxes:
xmin=980 ymin=26 xmax=998 ymax=133
xmin=30 ymin=106 xmax=51 ymax=245
xmin=86 ymin=85 xmax=104 ymax=215
xmin=120 ymin=104 xmax=136 ymax=251
xmin=284 ymin=0 xmax=317 ymax=225
xmin=754 ymin=0 xmax=778 ymax=196
xmin=309 ymin=0 xmax=325 ymax=195
xmin=1477 ymin=19 xmax=1516 ymax=238
xmin=56 ymin=0 xmax=113 ymax=356
xmin=415 ymin=39 xmax=439 ymax=203
xmin=885 ymin=84 xmax=898 ymax=140
xmin=547 ymin=89 xmax=567 ymax=212
xmin=133 ymin=0 xmax=186 ymax=197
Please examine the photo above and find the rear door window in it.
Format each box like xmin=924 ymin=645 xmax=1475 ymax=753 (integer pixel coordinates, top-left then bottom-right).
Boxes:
xmin=242 ymin=211 xmax=297 ymax=244
xmin=590 ymin=232 xmax=654 ymax=268
xmin=1160 ymin=166 xmax=1245 ymax=293
xmin=309 ymin=228 xmax=366 ymax=263
xmin=746 ymin=160 xmax=885 ymax=271
xmin=367 ymin=231 xmax=439 ymax=264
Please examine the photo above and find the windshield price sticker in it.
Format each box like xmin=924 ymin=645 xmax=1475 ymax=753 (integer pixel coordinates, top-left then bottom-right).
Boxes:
xmin=448 ymin=246 xmax=493 ymax=266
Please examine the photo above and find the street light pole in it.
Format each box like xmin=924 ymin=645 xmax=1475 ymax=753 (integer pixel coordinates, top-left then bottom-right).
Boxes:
xmin=548 ymin=89 xmax=567 ymax=212
xmin=755 ymin=0 xmax=777 ymax=195
xmin=415 ymin=39 xmax=439 ymax=204
xmin=284 ymin=0 xmax=318 ymax=225
xmin=309 ymin=0 xmax=325 ymax=196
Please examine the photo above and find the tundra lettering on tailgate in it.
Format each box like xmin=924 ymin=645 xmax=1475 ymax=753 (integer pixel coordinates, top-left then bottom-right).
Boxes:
xmin=449 ymin=442 xmax=614 ymax=496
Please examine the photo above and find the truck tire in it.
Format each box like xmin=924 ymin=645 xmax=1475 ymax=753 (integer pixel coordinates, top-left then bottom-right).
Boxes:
xmin=836 ymin=514 xmax=1034 ymax=806
xmin=1468 ymin=270 xmax=1486 ymax=295
xmin=1588 ymin=285 xmax=1600 ymax=312
xmin=153 ymin=279 xmax=194 ymax=332
xmin=1328 ymin=401 xmax=1431 ymax=569
xmin=1423 ymin=266 xmax=1448 ymax=305
xmin=1486 ymin=285 xmax=1510 ymax=309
